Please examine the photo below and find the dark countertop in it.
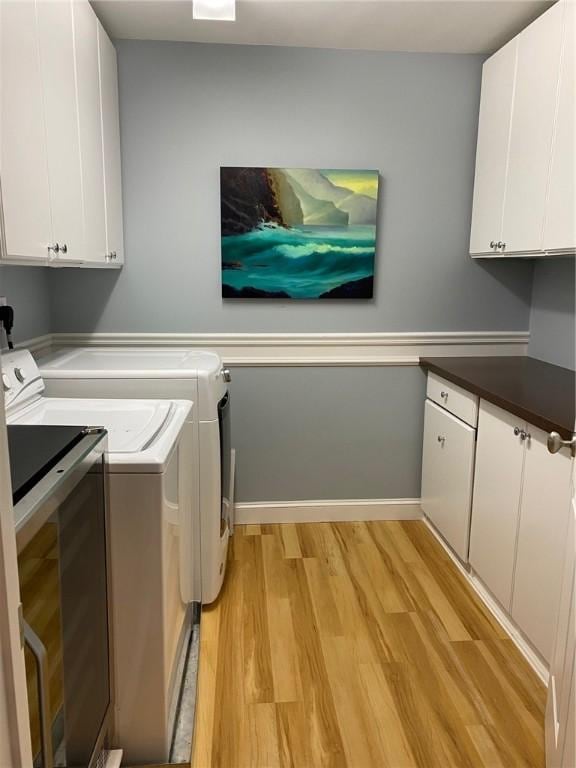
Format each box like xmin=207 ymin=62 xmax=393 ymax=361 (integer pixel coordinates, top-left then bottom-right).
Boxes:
xmin=420 ymin=356 xmax=575 ymax=440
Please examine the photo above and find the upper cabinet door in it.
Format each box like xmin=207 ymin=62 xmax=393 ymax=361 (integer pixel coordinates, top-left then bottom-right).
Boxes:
xmin=97 ymin=22 xmax=125 ymax=265
xmin=469 ymin=39 xmax=517 ymax=256
xmin=36 ymin=0 xmax=84 ymax=262
xmin=502 ymin=2 xmax=564 ymax=255
xmin=0 ymin=0 xmax=52 ymax=261
xmin=543 ymin=1 xmax=575 ymax=254
xmin=73 ymin=0 xmax=107 ymax=263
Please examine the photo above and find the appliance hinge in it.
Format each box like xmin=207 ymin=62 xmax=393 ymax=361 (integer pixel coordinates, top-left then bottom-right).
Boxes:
xmin=18 ymin=603 xmax=24 ymax=648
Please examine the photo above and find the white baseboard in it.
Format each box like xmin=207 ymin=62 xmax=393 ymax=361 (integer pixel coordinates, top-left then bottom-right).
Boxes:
xmin=423 ymin=518 xmax=549 ymax=685
xmin=103 ymin=750 xmax=122 ymax=768
xmin=235 ymin=498 xmax=422 ymax=524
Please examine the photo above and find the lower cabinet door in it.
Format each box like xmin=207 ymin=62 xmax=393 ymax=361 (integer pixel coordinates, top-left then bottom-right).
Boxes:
xmin=469 ymin=401 xmax=525 ymax=609
xmin=512 ymin=426 xmax=572 ymax=662
xmin=421 ymin=399 xmax=476 ymax=561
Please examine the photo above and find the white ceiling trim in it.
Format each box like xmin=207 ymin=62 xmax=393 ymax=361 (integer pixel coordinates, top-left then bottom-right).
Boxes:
xmin=91 ymin=0 xmax=554 ymax=55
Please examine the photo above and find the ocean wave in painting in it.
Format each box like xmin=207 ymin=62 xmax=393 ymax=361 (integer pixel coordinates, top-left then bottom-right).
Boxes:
xmin=222 ymin=224 xmax=376 ymax=299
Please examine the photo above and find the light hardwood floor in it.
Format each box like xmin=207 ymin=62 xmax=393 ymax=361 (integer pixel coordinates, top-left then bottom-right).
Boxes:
xmin=189 ymin=521 xmax=546 ymax=768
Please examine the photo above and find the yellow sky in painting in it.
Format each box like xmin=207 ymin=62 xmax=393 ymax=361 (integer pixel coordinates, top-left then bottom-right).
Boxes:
xmin=321 ymin=170 xmax=379 ymax=200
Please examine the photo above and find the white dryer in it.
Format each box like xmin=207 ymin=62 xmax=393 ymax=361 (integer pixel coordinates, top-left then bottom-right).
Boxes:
xmin=38 ymin=347 xmax=234 ymax=604
xmin=3 ymin=350 xmax=195 ymax=765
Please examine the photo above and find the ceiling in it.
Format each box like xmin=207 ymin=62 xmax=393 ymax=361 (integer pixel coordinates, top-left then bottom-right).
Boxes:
xmin=91 ymin=0 xmax=554 ymax=54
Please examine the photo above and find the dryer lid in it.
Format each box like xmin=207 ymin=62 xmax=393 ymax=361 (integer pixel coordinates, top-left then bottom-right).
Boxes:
xmin=10 ymin=398 xmax=174 ymax=453
xmin=38 ymin=347 xmax=222 ymax=378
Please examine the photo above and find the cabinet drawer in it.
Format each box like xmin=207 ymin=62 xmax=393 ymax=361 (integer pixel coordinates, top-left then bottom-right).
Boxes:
xmin=426 ymin=373 xmax=478 ymax=427
xmin=421 ymin=400 xmax=476 ymax=562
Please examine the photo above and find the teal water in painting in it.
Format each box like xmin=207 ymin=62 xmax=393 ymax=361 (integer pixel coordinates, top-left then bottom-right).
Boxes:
xmin=222 ymin=224 xmax=376 ymax=299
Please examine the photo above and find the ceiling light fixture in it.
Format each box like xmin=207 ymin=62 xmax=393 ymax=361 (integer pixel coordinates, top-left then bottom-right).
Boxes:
xmin=193 ymin=0 xmax=236 ymax=21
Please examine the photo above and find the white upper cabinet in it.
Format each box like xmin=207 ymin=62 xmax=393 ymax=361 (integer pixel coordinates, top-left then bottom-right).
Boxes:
xmin=543 ymin=1 xmax=575 ymax=254
xmin=36 ymin=0 xmax=84 ymax=263
xmin=73 ymin=0 xmax=107 ymax=263
xmin=502 ymin=2 xmax=564 ymax=254
xmin=0 ymin=0 xmax=123 ymax=268
xmin=98 ymin=20 xmax=125 ymax=265
xmin=470 ymin=0 xmax=575 ymax=258
xmin=469 ymin=40 xmax=517 ymax=256
xmin=0 ymin=0 xmax=52 ymax=261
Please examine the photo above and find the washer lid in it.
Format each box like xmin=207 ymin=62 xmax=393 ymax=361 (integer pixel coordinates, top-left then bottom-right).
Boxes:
xmin=39 ymin=347 xmax=222 ymax=378
xmin=11 ymin=398 xmax=174 ymax=453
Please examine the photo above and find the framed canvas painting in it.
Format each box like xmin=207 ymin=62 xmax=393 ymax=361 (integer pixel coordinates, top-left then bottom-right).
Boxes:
xmin=220 ymin=167 xmax=379 ymax=299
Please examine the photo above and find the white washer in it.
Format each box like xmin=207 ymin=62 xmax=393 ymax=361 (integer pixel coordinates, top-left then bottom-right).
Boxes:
xmin=3 ymin=350 xmax=195 ymax=765
xmin=38 ymin=347 xmax=233 ymax=604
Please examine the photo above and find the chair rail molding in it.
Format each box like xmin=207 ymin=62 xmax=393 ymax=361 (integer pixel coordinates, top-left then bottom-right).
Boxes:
xmin=37 ymin=330 xmax=530 ymax=366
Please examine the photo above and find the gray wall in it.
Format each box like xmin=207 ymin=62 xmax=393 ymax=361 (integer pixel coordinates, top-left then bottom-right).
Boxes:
xmin=48 ymin=42 xmax=533 ymax=333
xmin=529 ymin=259 xmax=575 ymax=370
xmin=42 ymin=42 xmax=536 ymax=502
xmin=0 ymin=267 xmax=52 ymax=345
xmin=232 ymin=366 xmax=426 ymax=501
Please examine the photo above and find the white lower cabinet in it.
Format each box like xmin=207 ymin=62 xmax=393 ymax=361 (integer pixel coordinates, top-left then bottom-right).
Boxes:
xmin=421 ymin=399 xmax=476 ymax=562
xmin=469 ymin=401 xmax=525 ymax=609
xmin=469 ymin=399 xmax=573 ymax=663
xmin=512 ymin=426 xmax=572 ymax=661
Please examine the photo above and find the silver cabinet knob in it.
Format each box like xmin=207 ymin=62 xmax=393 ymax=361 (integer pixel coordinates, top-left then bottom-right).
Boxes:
xmin=547 ymin=431 xmax=576 ymax=457
xmin=47 ymin=243 xmax=60 ymax=254
xmin=437 ymin=435 xmax=446 ymax=445
xmin=14 ymin=367 xmax=25 ymax=383
xmin=440 ymin=391 xmax=448 ymax=399
xmin=60 ymin=243 xmax=68 ymax=254
xmin=514 ymin=426 xmax=521 ymax=436
xmin=221 ymin=368 xmax=231 ymax=383
xmin=497 ymin=241 xmax=505 ymax=250
xmin=519 ymin=430 xmax=530 ymax=442
xmin=490 ymin=240 xmax=497 ymax=249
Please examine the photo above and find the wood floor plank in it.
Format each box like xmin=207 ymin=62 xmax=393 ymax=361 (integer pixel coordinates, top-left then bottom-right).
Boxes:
xmin=285 ymin=558 xmax=347 ymax=767
xmin=190 ymin=521 xmax=546 ymax=768
xmin=357 ymin=662 xmax=417 ymax=767
xmin=320 ymin=635 xmax=384 ymax=766
xmin=451 ymin=639 xmax=545 ymax=766
xmin=303 ymin=556 xmax=343 ymax=638
xmin=190 ymin=602 xmax=221 ymax=768
xmin=280 ymin=524 xmax=303 ymax=559
xmin=242 ymin=535 xmax=275 ymax=704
